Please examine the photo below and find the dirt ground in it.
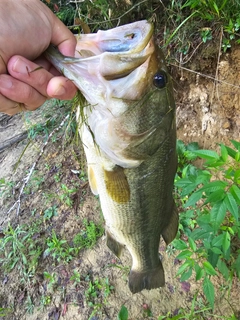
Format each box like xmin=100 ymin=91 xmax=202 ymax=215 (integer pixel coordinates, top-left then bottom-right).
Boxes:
xmin=0 ymin=46 xmax=239 ymax=320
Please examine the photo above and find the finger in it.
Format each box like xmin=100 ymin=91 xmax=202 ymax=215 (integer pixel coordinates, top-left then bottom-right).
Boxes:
xmin=8 ymin=56 xmax=77 ymax=100
xmin=0 ymin=74 xmax=47 ymax=112
xmin=0 ymin=95 xmax=20 ymax=115
xmin=7 ymin=56 xmax=53 ymax=97
xmin=47 ymin=77 xmax=77 ymax=100
xmin=50 ymin=14 xmax=77 ymax=56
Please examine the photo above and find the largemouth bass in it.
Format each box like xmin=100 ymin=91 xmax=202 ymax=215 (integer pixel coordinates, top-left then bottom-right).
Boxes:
xmin=45 ymin=20 xmax=178 ymax=294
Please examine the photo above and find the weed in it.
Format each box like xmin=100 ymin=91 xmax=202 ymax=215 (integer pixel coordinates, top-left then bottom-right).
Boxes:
xmin=174 ymin=140 xmax=240 ymax=309
xmin=58 ymin=183 xmax=78 ymax=207
xmin=43 ymin=206 xmax=58 ymax=221
xmin=45 ymin=230 xmax=74 ymax=263
xmin=25 ymin=295 xmax=35 ymax=314
xmin=43 ymin=271 xmax=58 ymax=291
xmin=70 ymin=270 xmax=81 ymax=285
xmin=0 ymin=307 xmax=13 ymax=317
xmin=73 ymin=219 xmax=104 ymax=252
xmin=84 ymin=276 xmax=114 ymax=318
xmin=0 ymin=178 xmax=14 ymax=199
xmin=40 ymin=295 xmax=51 ymax=307
xmin=0 ymin=221 xmax=44 ymax=279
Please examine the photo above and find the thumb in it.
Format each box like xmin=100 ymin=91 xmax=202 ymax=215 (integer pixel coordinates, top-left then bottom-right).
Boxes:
xmin=50 ymin=15 xmax=77 ymax=57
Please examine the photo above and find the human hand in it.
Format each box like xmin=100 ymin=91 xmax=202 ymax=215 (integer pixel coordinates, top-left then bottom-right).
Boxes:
xmin=0 ymin=0 xmax=77 ymax=115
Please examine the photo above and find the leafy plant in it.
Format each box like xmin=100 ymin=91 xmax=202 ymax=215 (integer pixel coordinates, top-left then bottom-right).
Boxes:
xmin=45 ymin=230 xmax=74 ymax=263
xmin=73 ymin=219 xmax=104 ymax=252
xmin=0 ymin=221 xmax=44 ymax=278
xmin=0 ymin=178 xmax=14 ymax=199
xmin=84 ymin=276 xmax=114 ymax=318
xmin=70 ymin=270 xmax=81 ymax=285
xmin=43 ymin=206 xmax=58 ymax=221
xmin=58 ymin=183 xmax=77 ymax=207
xmin=174 ymin=140 xmax=240 ymax=309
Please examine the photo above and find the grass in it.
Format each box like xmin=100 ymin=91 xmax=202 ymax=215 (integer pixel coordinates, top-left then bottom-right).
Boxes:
xmin=42 ymin=0 xmax=239 ymax=57
xmin=1 ymin=1 xmax=240 ymax=319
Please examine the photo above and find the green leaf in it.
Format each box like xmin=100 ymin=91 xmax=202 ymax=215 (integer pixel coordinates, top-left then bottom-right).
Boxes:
xmin=176 ymin=250 xmax=193 ymax=260
xmin=176 ymin=261 xmax=191 ymax=276
xmin=180 ymin=266 xmax=192 ymax=281
xmin=217 ymin=259 xmax=229 ymax=280
xmin=210 ymin=247 xmax=222 ymax=255
xmin=225 ymin=145 xmax=237 ymax=159
xmin=172 ymin=239 xmax=188 ymax=250
xmin=195 ymin=263 xmax=204 ymax=281
xmin=192 ymin=149 xmax=219 ymax=160
xmin=224 ymin=193 xmax=239 ymax=221
xmin=231 ymin=139 xmax=240 ymax=151
xmin=234 ymin=170 xmax=240 ymax=184
xmin=211 ymin=234 xmax=224 ymax=247
xmin=229 ymin=185 xmax=240 ymax=204
xmin=210 ymin=201 xmax=227 ymax=230
xmin=203 ymin=261 xmax=217 ymax=276
xmin=220 ymin=144 xmax=228 ymax=162
xmin=203 ymin=276 xmax=215 ymax=309
xmin=222 ymin=231 xmax=231 ymax=254
xmin=199 ymin=180 xmax=227 ymax=194
xmin=118 ymin=305 xmax=128 ymax=320
xmin=184 ymin=190 xmax=202 ymax=208
xmin=177 ymin=140 xmax=186 ymax=156
xmin=188 ymin=237 xmax=197 ymax=251
xmin=205 ymin=189 xmax=225 ymax=204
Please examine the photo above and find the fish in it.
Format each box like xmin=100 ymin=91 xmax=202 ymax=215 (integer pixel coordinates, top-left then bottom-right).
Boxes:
xmin=45 ymin=20 xmax=178 ymax=294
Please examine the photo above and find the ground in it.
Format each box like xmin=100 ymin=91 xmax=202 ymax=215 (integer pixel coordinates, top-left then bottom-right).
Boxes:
xmin=0 ymin=46 xmax=239 ymax=320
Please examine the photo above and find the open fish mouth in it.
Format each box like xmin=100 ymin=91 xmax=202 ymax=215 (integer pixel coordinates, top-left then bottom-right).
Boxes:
xmin=45 ymin=20 xmax=155 ymax=102
xmin=74 ymin=21 xmax=154 ymax=80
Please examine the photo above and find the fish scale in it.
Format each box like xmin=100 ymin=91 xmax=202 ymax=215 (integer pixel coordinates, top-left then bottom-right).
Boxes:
xmin=45 ymin=20 xmax=178 ymax=294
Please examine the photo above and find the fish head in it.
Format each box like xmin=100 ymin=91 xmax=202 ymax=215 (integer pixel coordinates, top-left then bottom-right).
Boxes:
xmin=45 ymin=20 xmax=175 ymax=168
xmin=45 ymin=20 xmax=161 ymax=105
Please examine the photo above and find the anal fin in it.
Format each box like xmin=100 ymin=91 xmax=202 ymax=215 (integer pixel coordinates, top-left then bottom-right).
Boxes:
xmin=162 ymin=203 xmax=179 ymax=245
xmin=128 ymin=262 xmax=165 ymax=294
xmin=106 ymin=230 xmax=123 ymax=258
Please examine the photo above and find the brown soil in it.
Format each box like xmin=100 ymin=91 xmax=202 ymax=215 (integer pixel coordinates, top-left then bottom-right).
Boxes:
xmin=0 ymin=46 xmax=239 ymax=320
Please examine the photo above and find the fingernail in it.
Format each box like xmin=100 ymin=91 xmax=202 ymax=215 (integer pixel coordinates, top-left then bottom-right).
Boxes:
xmin=53 ymin=85 xmax=66 ymax=96
xmin=0 ymin=77 xmax=13 ymax=89
xmin=12 ymin=57 xmax=29 ymax=74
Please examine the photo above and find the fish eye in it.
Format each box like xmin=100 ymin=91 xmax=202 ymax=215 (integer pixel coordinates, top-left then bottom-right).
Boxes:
xmin=153 ymin=71 xmax=167 ymax=89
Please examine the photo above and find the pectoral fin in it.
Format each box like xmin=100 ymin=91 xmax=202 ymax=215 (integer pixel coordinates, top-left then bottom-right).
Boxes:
xmin=104 ymin=166 xmax=130 ymax=203
xmin=88 ymin=165 xmax=98 ymax=195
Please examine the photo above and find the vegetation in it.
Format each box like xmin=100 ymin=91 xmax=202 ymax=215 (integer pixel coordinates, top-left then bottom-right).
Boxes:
xmin=41 ymin=0 xmax=240 ymax=56
xmin=173 ymin=140 xmax=240 ymax=311
xmin=1 ymin=0 xmax=240 ymax=319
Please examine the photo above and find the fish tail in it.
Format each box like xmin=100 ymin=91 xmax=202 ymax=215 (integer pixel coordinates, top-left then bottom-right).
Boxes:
xmin=128 ymin=262 xmax=165 ymax=294
xmin=162 ymin=202 xmax=179 ymax=245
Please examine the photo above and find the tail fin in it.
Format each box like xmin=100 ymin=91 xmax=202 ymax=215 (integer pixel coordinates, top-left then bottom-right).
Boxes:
xmin=162 ymin=203 xmax=179 ymax=245
xmin=128 ymin=262 xmax=165 ymax=294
